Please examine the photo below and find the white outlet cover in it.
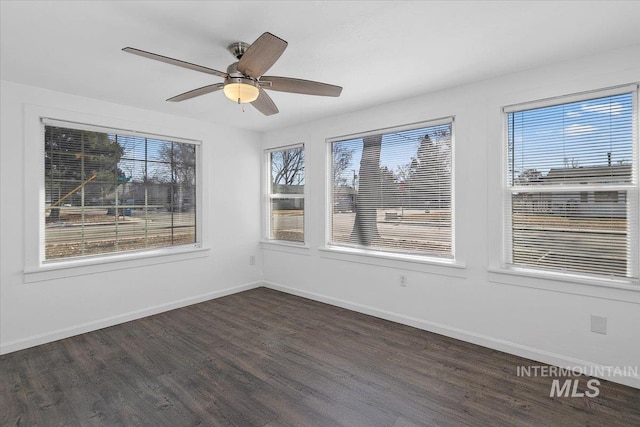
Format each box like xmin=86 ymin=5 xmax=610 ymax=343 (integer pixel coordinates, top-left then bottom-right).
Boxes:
xmin=591 ymin=315 xmax=607 ymax=335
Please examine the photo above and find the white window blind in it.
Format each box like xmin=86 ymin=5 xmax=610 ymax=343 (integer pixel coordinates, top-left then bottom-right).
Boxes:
xmin=505 ymin=86 xmax=638 ymax=279
xmin=329 ymin=119 xmax=453 ymax=257
xmin=267 ymin=145 xmax=304 ymax=242
xmin=43 ymin=120 xmax=198 ymax=262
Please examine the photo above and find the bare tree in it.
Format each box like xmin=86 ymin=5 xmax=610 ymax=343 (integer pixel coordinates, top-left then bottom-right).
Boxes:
xmin=563 ymin=157 xmax=580 ymax=168
xmin=332 ymin=144 xmax=354 ymax=187
xmin=515 ymin=168 xmax=542 ymax=185
xmin=350 ymin=134 xmax=382 ymax=245
xmin=158 ymin=141 xmax=196 ymax=211
xmin=271 ymin=147 xmax=304 ymax=190
xmin=395 ymin=163 xmax=411 ymax=183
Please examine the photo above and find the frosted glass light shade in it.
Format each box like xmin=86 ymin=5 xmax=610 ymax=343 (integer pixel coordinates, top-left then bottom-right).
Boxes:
xmin=223 ymin=80 xmax=259 ymax=104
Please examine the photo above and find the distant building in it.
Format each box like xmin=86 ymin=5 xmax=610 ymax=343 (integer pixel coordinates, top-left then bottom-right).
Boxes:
xmin=333 ymin=185 xmax=356 ymax=213
xmin=514 ymin=164 xmax=630 ymax=218
xmin=271 ymin=184 xmax=304 ymax=211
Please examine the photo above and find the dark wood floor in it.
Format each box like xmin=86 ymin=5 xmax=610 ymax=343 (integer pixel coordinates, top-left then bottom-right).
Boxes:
xmin=1 ymin=287 xmax=638 ymax=426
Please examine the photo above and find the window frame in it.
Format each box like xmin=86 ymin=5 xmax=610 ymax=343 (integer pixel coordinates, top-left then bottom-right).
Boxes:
xmin=265 ymin=143 xmax=306 ymax=245
xmin=23 ymin=105 xmax=207 ymax=283
xmin=325 ymin=117 xmax=456 ymax=263
xmin=501 ymin=84 xmax=639 ymax=284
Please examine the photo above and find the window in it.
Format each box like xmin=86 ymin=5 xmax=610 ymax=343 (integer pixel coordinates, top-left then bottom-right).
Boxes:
xmin=505 ymin=86 xmax=638 ymax=280
xmin=328 ymin=119 xmax=453 ymax=258
xmin=43 ymin=119 xmax=198 ymax=262
xmin=267 ymin=145 xmax=305 ymax=243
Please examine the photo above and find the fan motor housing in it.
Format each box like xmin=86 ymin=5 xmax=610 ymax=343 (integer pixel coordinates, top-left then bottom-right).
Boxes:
xmin=226 ymin=61 xmax=246 ymax=78
xmin=224 ymin=76 xmax=258 ymax=88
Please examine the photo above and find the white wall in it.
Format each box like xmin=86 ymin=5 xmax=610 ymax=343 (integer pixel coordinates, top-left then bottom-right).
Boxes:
xmin=261 ymin=45 xmax=640 ymax=388
xmin=0 ymin=80 xmax=263 ymax=354
xmin=2 ymin=45 xmax=638 ymax=388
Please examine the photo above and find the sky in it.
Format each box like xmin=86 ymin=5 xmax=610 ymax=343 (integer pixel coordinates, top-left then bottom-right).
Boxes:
xmin=508 ymin=92 xmax=634 ymax=180
xmin=334 ymin=92 xmax=634 ymax=187
xmin=335 ymin=123 xmax=452 ymax=185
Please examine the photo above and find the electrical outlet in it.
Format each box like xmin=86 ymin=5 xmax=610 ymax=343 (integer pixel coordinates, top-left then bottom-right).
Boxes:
xmin=249 ymin=255 xmax=256 ymax=266
xmin=591 ymin=315 xmax=607 ymax=335
xmin=399 ymin=275 xmax=407 ymax=287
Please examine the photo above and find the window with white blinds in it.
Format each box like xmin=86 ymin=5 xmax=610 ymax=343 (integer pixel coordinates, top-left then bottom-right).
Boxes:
xmin=267 ymin=145 xmax=304 ymax=242
xmin=504 ymin=86 xmax=639 ymax=280
xmin=43 ymin=119 xmax=198 ymax=262
xmin=329 ymin=119 xmax=453 ymax=257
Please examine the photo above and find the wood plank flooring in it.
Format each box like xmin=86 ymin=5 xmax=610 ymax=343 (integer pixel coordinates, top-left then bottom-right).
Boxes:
xmin=1 ymin=287 xmax=639 ymax=426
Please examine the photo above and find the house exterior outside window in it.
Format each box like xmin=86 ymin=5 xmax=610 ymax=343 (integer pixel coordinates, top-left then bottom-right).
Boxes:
xmin=504 ymin=86 xmax=638 ymax=281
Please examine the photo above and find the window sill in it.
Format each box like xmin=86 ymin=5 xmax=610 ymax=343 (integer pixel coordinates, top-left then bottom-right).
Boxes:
xmin=260 ymin=240 xmax=311 ymax=255
xmin=319 ymin=245 xmax=466 ymax=277
xmin=24 ymin=246 xmax=210 ymax=283
xmin=487 ymin=266 xmax=640 ymax=304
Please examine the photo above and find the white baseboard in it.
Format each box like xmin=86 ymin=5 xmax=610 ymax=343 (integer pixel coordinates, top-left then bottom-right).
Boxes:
xmin=263 ymin=281 xmax=640 ymax=390
xmin=0 ymin=281 xmax=262 ymax=355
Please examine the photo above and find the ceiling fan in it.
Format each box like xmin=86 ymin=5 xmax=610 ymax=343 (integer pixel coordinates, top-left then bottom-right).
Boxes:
xmin=123 ymin=32 xmax=342 ymax=116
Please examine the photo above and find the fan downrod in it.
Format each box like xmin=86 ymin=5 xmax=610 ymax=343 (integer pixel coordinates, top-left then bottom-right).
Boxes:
xmin=227 ymin=42 xmax=250 ymax=60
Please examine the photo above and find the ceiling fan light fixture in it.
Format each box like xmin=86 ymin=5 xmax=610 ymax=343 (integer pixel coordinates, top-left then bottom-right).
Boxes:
xmin=123 ymin=32 xmax=342 ymax=116
xmin=223 ymin=77 xmax=259 ymax=104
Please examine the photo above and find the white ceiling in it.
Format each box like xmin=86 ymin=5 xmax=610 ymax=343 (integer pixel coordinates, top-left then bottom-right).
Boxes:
xmin=2 ymin=1 xmax=640 ymax=132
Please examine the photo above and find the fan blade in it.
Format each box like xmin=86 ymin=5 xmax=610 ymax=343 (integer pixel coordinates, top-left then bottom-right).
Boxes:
xmin=251 ymin=88 xmax=279 ymax=116
xmin=166 ymin=83 xmax=224 ymax=102
xmin=123 ymin=47 xmax=227 ymax=78
xmin=237 ymin=32 xmax=287 ymax=78
xmin=260 ymin=76 xmax=342 ymax=97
